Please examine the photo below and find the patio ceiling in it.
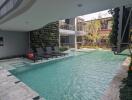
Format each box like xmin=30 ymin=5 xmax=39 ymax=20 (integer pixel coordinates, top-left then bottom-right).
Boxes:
xmin=0 ymin=0 xmax=131 ymax=32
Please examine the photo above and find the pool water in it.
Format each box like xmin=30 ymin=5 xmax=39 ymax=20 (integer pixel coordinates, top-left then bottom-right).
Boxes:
xmin=10 ymin=51 xmax=126 ymax=100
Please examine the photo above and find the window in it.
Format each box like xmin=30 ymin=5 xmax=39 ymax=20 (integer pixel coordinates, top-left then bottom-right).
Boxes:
xmin=0 ymin=37 xmax=4 ymax=46
xmin=101 ymin=20 xmax=108 ymax=30
xmin=61 ymin=36 xmax=69 ymax=43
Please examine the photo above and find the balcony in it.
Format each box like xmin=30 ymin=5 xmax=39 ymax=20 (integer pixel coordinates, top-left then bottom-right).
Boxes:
xmin=59 ymin=20 xmax=86 ymax=36
xmin=59 ymin=21 xmax=75 ymax=31
xmin=59 ymin=21 xmax=75 ymax=35
xmin=0 ymin=0 xmax=23 ymax=19
xmin=76 ymin=25 xmax=86 ymax=36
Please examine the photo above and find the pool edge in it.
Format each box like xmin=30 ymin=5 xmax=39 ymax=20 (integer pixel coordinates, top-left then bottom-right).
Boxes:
xmin=101 ymin=57 xmax=130 ymax=100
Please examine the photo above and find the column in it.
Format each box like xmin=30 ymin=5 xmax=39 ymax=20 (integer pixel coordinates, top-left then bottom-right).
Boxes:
xmin=75 ymin=18 xmax=77 ymax=50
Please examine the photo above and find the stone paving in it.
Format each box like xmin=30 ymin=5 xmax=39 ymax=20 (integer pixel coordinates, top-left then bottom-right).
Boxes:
xmin=0 ymin=68 xmax=45 ymax=100
xmin=0 ymin=58 xmax=33 ymax=70
xmin=0 ymin=53 xmax=75 ymax=100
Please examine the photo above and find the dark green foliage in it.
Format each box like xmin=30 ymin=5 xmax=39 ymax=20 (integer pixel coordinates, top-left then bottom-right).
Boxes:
xmin=59 ymin=47 xmax=68 ymax=52
xmin=120 ymin=71 xmax=132 ymax=100
xmin=30 ymin=21 xmax=59 ymax=48
xmin=108 ymin=8 xmax=120 ymax=46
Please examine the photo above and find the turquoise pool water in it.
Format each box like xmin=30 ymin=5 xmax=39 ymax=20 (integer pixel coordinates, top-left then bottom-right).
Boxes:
xmin=10 ymin=51 xmax=126 ymax=100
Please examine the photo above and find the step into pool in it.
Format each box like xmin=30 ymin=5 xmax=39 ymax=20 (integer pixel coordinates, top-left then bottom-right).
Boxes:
xmin=10 ymin=51 xmax=126 ymax=100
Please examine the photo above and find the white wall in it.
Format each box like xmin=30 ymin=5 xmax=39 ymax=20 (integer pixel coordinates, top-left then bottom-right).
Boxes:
xmin=0 ymin=31 xmax=29 ymax=58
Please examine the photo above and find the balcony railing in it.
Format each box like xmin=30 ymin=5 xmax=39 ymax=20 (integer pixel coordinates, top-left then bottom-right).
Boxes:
xmin=0 ymin=0 xmax=23 ymax=19
xmin=59 ymin=21 xmax=75 ymax=31
xmin=61 ymin=43 xmax=75 ymax=48
xmin=77 ymin=25 xmax=86 ymax=32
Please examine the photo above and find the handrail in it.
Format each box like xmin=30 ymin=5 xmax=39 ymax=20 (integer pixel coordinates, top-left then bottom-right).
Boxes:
xmin=77 ymin=24 xmax=86 ymax=32
xmin=59 ymin=20 xmax=86 ymax=33
xmin=59 ymin=21 xmax=75 ymax=31
xmin=0 ymin=0 xmax=23 ymax=19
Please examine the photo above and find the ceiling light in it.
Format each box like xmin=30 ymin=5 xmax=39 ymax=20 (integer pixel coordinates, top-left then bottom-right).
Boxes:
xmin=77 ymin=4 xmax=83 ymax=7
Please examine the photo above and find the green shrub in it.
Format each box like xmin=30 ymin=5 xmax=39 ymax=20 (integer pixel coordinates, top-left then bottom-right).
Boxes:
xmin=59 ymin=47 xmax=68 ymax=52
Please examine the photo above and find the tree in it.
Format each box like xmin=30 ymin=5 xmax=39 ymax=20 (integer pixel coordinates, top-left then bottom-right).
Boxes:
xmin=84 ymin=19 xmax=101 ymax=46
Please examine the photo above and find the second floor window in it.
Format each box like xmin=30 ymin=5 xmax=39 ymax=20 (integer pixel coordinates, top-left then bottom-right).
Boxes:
xmin=101 ymin=20 xmax=108 ymax=30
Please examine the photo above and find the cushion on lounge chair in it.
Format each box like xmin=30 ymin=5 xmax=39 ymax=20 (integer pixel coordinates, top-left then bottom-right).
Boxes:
xmin=36 ymin=48 xmax=51 ymax=59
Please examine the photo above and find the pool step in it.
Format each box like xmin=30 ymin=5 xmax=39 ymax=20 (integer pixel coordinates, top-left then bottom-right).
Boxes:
xmin=11 ymin=63 xmax=25 ymax=67
xmin=10 ymin=62 xmax=28 ymax=68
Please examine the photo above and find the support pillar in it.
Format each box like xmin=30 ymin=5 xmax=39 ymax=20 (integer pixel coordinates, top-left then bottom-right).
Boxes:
xmin=75 ymin=18 xmax=77 ymax=50
xmin=59 ymin=33 xmax=61 ymax=48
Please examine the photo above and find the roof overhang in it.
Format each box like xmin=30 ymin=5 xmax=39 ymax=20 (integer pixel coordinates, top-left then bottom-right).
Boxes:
xmin=0 ymin=0 xmax=132 ymax=32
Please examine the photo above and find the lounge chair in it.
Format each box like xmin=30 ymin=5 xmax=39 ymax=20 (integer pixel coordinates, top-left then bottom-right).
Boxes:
xmin=36 ymin=48 xmax=51 ymax=59
xmin=46 ymin=47 xmax=60 ymax=57
xmin=27 ymin=52 xmax=42 ymax=62
xmin=53 ymin=46 xmax=67 ymax=56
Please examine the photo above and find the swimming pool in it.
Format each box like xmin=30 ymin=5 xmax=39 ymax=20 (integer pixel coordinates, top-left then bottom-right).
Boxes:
xmin=10 ymin=51 xmax=126 ymax=100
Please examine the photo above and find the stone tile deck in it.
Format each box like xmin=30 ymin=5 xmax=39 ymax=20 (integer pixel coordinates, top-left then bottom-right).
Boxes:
xmin=0 ymin=58 xmax=32 ymax=70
